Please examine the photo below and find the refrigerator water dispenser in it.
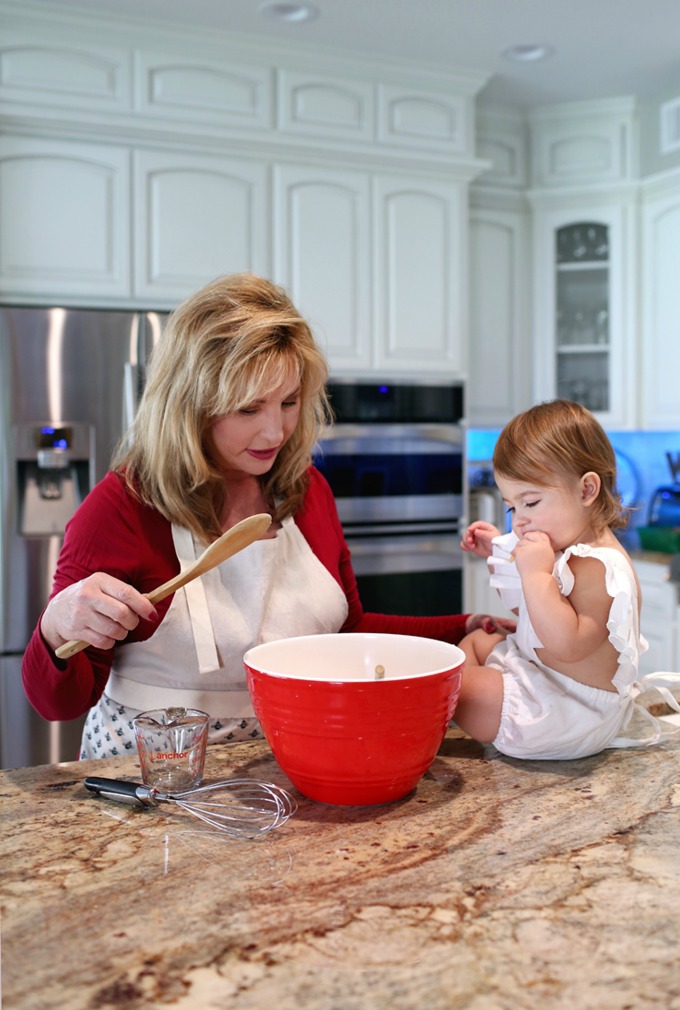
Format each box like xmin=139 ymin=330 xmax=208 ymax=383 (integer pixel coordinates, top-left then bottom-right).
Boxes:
xmin=15 ymin=423 xmax=94 ymax=537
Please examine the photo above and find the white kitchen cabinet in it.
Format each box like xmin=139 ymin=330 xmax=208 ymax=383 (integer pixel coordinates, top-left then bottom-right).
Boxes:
xmin=135 ymin=51 xmax=273 ymax=132
xmin=274 ymin=166 xmax=467 ymax=378
xmin=373 ymin=174 xmax=466 ymax=376
xmin=376 ymin=84 xmax=470 ymax=155
xmin=0 ymin=1 xmax=486 ymax=359
xmin=273 ymin=163 xmax=372 ymax=371
xmin=636 ymin=559 xmax=678 ymax=676
xmin=134 ymin=150 xmax=270 ymax=303
xmin=0 ymin=135 xmax=131 ymax=301
xmin=467 ymin=204 xmax=531 ymax=426
xmin=0 ymin=28 xmax=132 ymax=116
xmin=529 ymin=199 xmax=637 ymax=428
xmin=276 ymin=75 xmax=473 ymax=155
xmin=277 ymin=71 xmax=374 ymax=143
xmin=640 ymin=174 xmax=680 ymax=429
xmin=529 ymin=98 xmax=638 ymax=191
xmin=527 ymin=99 xmax=639 ymax=428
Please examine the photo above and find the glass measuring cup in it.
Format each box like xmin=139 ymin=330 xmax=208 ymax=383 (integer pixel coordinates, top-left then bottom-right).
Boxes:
xmin=132 ymin=707 xmax=210 ymax=791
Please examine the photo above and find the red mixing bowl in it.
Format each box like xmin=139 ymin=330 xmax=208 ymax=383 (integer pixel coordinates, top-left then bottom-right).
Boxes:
xmin=243 ymin=633 xmax=464 ymax=806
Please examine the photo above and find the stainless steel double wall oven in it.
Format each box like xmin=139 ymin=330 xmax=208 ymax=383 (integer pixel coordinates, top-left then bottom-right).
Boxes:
xmin=313 ymin=381 xmax=464 ymax=617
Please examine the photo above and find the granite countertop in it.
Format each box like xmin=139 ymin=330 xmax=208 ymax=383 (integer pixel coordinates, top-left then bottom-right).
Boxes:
xmin=3 ymin=727 xmax=680 ymax=1010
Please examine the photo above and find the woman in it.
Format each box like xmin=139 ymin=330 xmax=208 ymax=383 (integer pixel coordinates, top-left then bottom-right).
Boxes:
xmin=23 ymin=273 xmax=512 ymax=758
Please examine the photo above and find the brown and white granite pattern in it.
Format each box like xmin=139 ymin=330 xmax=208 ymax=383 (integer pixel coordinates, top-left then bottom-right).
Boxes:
xmin=3 ymin=727 xmax=680 ymax=1009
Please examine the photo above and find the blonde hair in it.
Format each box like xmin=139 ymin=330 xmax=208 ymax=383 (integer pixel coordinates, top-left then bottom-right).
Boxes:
xmin=113 ymin=273 xmax=331 ymax=541
xmin=493 ymin=399 xmax=627 ymax=532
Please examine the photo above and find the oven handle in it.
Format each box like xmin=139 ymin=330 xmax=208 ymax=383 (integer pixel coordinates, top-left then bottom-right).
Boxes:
xmin=347 ymin=535 xmax=463 ymax=576
xmin=317 ymin=423 xmax=464 ymax=449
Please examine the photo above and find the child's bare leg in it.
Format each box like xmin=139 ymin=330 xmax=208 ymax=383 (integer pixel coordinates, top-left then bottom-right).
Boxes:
xmin=453 ymin=663 xmax=504 ymax=744
xmin=459 ymin=628 xmax=504 ymax=667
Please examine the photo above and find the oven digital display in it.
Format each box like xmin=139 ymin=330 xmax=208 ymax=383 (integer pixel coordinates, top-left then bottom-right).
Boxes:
xmin=326 ymin=382 xmax=464 ymax=424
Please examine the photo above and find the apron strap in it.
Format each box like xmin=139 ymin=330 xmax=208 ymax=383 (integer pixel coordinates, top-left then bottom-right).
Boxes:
xmin=171 ymin=526 xmax=221 ymax=675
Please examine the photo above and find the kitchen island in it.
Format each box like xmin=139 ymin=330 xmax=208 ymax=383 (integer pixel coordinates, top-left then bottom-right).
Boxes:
xmin=3 ymin=724 xmax=680 ymax=1010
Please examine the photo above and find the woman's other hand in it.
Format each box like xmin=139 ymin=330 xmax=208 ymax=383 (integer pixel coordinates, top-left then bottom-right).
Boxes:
xmin=40 ymin=574 xmax=159 ymax=656
xmin=465 ymin=613 xmax=516 ymax=637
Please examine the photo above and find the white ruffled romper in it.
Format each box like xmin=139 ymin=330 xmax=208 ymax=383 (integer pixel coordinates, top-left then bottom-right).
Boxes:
xmin=482 ymin=531 xmax=680 ymax=760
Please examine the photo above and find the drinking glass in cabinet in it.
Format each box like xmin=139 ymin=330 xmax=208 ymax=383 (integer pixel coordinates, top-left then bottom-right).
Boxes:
xmin=557 ymin=287 xmax=608 ymax=347
xmin=556 ymin=223 xmax=609 ymax=263
xmin=594 ymin=308 xmax=609 ymax=345
xmin=556 ymin=352 xmax=609 ymax=412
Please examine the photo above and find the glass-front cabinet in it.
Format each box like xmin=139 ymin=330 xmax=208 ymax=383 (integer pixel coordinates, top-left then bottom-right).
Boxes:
xmin=531 ymin=202 xmax=635 ymax=429
xmin=555 ymin=222 xmax=610 ymax=411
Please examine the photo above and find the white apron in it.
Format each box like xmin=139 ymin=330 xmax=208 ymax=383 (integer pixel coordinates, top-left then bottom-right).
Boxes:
xmin=79 ymin=517 xmax=349 ymax=759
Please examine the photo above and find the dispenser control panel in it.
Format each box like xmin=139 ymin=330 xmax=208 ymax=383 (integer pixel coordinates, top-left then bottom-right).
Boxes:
xmin=37 ymin=426 xmax=72 ymax=450
xmin=13 ymin=422 xmax=93 ymax=461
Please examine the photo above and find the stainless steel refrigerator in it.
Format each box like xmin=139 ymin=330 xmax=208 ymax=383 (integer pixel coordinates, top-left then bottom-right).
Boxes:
xmin=0 ymin=305 xmax=167 ymax=768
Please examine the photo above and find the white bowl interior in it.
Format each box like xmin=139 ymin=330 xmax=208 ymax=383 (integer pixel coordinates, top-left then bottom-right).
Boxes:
xmin=244 ymin=633 xmax=464 ymax=682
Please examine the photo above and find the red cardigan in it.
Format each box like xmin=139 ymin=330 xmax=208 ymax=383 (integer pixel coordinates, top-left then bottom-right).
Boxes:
xmin=22 ymin=467 xmax=469 ymax=721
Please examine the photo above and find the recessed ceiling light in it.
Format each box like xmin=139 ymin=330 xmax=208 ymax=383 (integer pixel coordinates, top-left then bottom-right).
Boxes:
xmin=502 ymin=43 xmax=554 ymax=63
xmin=257 ymin=2 xmax=319 ymax=23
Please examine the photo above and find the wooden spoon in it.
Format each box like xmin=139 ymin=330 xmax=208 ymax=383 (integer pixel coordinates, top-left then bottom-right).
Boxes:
xmin=55 ymin=512 xmax=272 ymax=660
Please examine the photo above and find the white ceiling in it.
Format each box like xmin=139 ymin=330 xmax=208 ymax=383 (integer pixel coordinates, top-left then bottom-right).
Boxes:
xmin=40 ymin=0 xmax=680 ymax=108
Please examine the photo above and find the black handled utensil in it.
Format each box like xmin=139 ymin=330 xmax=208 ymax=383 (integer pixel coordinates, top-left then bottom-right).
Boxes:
xmin=84 ymin=775 xmax=297 ymax=839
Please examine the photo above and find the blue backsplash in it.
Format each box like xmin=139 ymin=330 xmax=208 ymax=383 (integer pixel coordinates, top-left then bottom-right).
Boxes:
xmin=467 ymin=429 xmax=680 ymax=535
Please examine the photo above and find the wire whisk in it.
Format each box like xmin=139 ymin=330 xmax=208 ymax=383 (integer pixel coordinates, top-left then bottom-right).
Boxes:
xmin=84 ymin=776 xmax=297 ymax=839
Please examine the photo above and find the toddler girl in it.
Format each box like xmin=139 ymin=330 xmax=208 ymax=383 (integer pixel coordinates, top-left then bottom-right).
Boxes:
xmin=458 ymin=399 xmax=680 ymax=759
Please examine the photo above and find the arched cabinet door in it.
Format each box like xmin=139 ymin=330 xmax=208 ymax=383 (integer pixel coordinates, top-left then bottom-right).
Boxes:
xmin=467 ymin=205 xmax=531 ymax=427
xmin=133 ymin=149 xmax=269 ymax=303
xmin=0 ymin=136 xmax=130 ymax=301
xmin=373 ymin=174 xmax=466 ymax=377
xmin=273 ymin=163 xmax=371 ymax=373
